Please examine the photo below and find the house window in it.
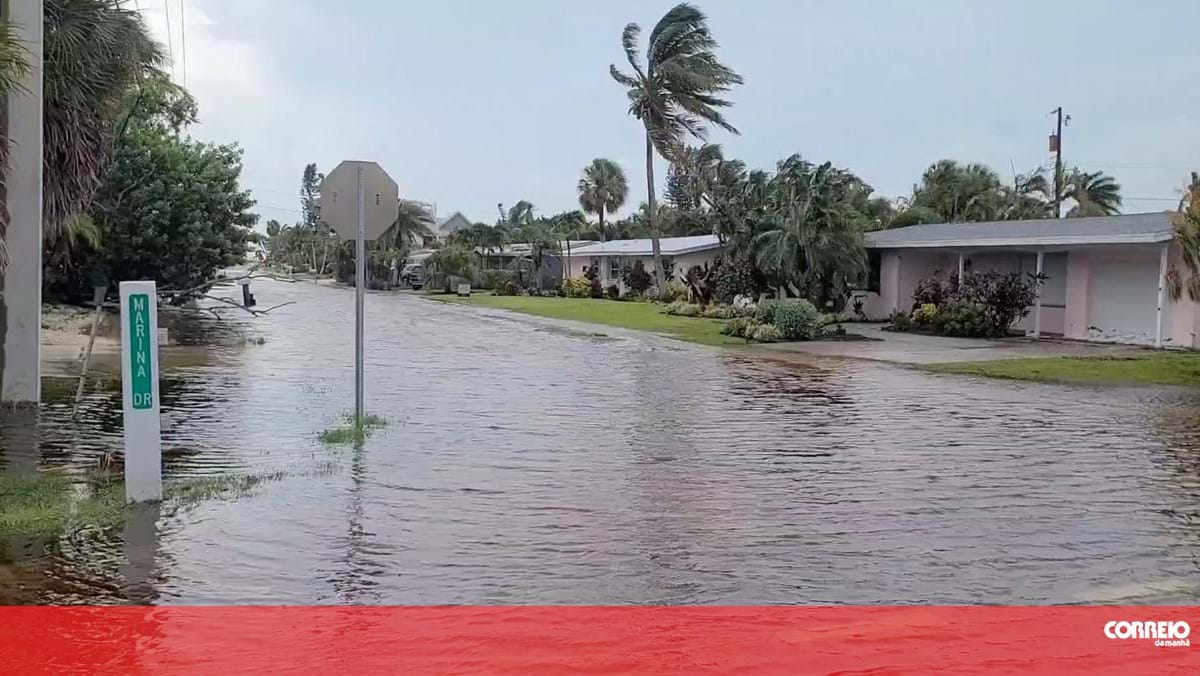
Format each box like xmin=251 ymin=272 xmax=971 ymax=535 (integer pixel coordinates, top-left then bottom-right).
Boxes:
xmin=867 ymin=251 xmax=881 ymax=293
xmin=609 ymin=257 xmax=622 ymax=281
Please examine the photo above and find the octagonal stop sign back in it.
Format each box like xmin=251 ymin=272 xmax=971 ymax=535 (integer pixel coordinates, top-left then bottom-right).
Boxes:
xmin=318 ymin=161 xmax=400 ymax=241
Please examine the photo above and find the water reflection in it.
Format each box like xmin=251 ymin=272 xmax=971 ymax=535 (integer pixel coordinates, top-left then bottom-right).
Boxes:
xmin=2 ymin=278 xmax=1199 ymax=604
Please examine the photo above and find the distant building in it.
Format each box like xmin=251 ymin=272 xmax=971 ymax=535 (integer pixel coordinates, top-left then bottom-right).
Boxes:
xmin=564 ymin=235 xmax=724 ymax=288
xmin=477 ymin=241 xmax=597 ymax=290
xmin=431 ymin=212 xmax=472 ymax=244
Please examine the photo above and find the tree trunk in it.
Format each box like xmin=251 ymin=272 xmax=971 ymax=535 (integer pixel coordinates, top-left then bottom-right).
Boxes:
xmin=599 ymin=205 xmax=607 ymax=242
xmin=645 ymin=132 xmax=665 ymax=290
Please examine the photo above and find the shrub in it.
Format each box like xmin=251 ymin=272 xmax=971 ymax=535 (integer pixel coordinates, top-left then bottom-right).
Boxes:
xmin=495 ymin=279 xmax=520 ymax=296
xmin=712 ymin=256 xmax=759 ymax=305
xmin=605 ymin=284 xmax=621 ymax=300
xmin=911 ymin=273 xmax=957 ymax=309
xmin=889 ymin=309 xmax=913 ymax=332
xmin=957 ymin=270 xmax=1040 ymax=336
xmin=701 ymin=305 xmax=737 ymax=319
xmin=721 ymin=317 xmax=755 ymax=338
xmin=749 ymin=323 xmax=782 ymax=343
xmin=932 ymin=301 xmax=992 ymax=337
xmin=755 ymin=299 xmax=788 ymax=324
xmin=912 ymin=303 xmax=939 ymax=327
xmin=621 ymin=260 xmax=653 ymax=295
xmin=478 ymin=270 xmax=517 ymax=291
xmin=589 ymin=278 xmax=603 ymax=298
xmin=851 ymin=295 xmax=867 ymax=321
xmin=561 ymin=277 xmax=591 ymax=298
xmin=771 ymin=299 xmax=823 ymax=341
xmin=659 ymin=281 xmax=688 ymax=303
xmin=663 ymin=301 xmax=701 ymax=317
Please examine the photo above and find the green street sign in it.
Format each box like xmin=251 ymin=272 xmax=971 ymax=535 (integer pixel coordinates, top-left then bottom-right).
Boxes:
xmin=127 ymin=293 xmax=154 ymax=409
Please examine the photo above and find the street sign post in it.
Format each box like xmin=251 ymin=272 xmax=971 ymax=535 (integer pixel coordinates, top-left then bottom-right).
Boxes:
xmin=120 ymin=281 xmax=162 ymax=502
xmin=319 ymin=161 xmax=399 ymax=424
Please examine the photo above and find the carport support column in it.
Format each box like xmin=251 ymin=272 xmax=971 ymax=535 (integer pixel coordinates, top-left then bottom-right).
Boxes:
xmin=957 ymin=253 xmax=965 ymax=287
xmin=1033 ymin=251 xmax=1044 ymax=338
xmin=1156 ymin=242 xmax=1168 ymax=348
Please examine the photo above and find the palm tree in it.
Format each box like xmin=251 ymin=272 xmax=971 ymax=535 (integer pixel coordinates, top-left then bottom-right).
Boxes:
xmin=904 ymin=160 xmax=1008 ymax=223
xmin=382 ymin=200 xmax=435 ymax=251
xmin=754 ymin=161 xmax=868 ymax=307
xmin=43 ymin=0 xmax=164 ymax=245
xmin=610 ymin=3 xmax=742 ymax=289
xmin=1168 ymin=173 xmax=1200 ymax=302
xmin=577 ymin=159 xmax=628 ymax=241
xmin=1063 ymin=169 xmax=1122 ymax=217
xmin=666 ymin=143 xmax=725 ymax=213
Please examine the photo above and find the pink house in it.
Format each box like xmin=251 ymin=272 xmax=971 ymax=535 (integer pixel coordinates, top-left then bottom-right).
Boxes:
xmin=857 ymin=212 xmax=1198 ymax=348
xmin=564 ymin=235 xmax=724 ymax=289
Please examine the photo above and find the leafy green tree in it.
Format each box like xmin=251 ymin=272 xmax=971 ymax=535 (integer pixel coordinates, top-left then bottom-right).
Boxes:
xmin=43 ymin=0 xmax=163 ymax=246
xmin=47 ymin=80 xmax=256 ymax=299
xmin=610 ymin=2 xmax=743 ymax=289
xmin=577 ymin=159 xmax=628 ymax=241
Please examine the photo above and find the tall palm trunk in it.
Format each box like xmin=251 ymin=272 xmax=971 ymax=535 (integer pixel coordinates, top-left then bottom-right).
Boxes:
xmin=645 ymin=132 xmax=665 ymax=289
xmin=599 ymin=205 xmax=607 ymax=242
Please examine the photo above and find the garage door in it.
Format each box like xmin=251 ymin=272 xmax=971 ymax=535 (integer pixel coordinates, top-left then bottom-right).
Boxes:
xmin=1088 ymin=256 xmax=1164 ymax=344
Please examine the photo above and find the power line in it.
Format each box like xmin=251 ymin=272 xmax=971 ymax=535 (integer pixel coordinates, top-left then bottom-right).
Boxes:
xmin=179 ymin=0 xmax=187 ymax=88
xmin=162 ymin=0 xmax=175 ymax=82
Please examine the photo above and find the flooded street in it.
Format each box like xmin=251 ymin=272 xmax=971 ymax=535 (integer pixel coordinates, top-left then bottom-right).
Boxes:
xmin=3 ymin=278 xmax=1200 ymax=605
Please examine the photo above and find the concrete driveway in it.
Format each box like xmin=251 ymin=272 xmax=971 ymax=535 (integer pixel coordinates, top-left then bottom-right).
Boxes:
xmin=752 ymin=323 xmax=1149 ymax=365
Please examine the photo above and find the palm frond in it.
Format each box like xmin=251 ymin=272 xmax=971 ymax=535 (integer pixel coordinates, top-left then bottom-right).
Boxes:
xmin=620 ymin=23 xmax=645 ymax=80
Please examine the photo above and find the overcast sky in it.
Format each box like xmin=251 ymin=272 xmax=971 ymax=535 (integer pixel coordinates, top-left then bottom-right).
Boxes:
xmin=140 ymin=1 xmax=1199 ymax=228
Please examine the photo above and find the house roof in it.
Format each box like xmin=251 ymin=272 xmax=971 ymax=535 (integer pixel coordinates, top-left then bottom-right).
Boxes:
xmin=865 ymin=212 xmax=1175 ymax=249
xmin=569 ymin=234 xmax=722 ymax=257
xmin=476 ymin=241 xmax=598 ymax=257
xmin=434 ymin=212 xmax=472 ymax=235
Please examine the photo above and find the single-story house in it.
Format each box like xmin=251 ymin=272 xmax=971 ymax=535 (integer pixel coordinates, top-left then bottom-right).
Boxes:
xmin=565 ymin=235 xmax=724 ymax=288
xmin=430 ymin=211 xmax=472 ymax=244
xmin=856 ymin=212 xmax=1194 ymax=347
xmin=476 ymin=241 xmax=598 ymax=289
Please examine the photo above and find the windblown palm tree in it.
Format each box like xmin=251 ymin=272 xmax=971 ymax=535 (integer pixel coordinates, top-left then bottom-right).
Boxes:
xmin=905 ymin=160 xmax=1009 ymax=223
xmin=666 ymin=143 xmax=724 ymax=212
xmin=610 ymin=2 xmax=742 ymax=288
xmin=577 ymin=159 xmax=628 ymax=241
xmin=43 ymin=0 xmax=164 ymax=245
xmin=1063 ymin=169 xmax=1122 ymax=217
xmin=753 ymin=160 xmax=868 ymax=307
xmin=1168 ymin=172 xmax=1200 ymax=302
xmin=381 ymin=200 xmax=435 ymax=251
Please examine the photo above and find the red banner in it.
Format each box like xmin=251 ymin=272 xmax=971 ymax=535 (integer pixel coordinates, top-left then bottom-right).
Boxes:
xmin=1 ymin=606 xmax=1196 ymax=674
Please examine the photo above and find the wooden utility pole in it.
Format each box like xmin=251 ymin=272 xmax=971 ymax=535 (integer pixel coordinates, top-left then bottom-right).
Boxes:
xmin=1050 ymin=107 xmax=1065 ymax=218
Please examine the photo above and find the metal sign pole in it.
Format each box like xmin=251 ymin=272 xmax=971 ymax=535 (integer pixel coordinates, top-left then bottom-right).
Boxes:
xmin=355 ymin=164 xmax=366 ymax=424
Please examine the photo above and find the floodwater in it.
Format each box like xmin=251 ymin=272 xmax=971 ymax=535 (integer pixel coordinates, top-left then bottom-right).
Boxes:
xmin=2 ymin=278 xmax=1199 ymax=605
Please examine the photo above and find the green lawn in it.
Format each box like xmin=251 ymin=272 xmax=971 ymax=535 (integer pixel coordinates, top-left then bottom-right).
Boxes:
xmin=927 ymin=353 xmax=1200 ymax=387
xmin=425 ymin=294 xmax=744 ymax=346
